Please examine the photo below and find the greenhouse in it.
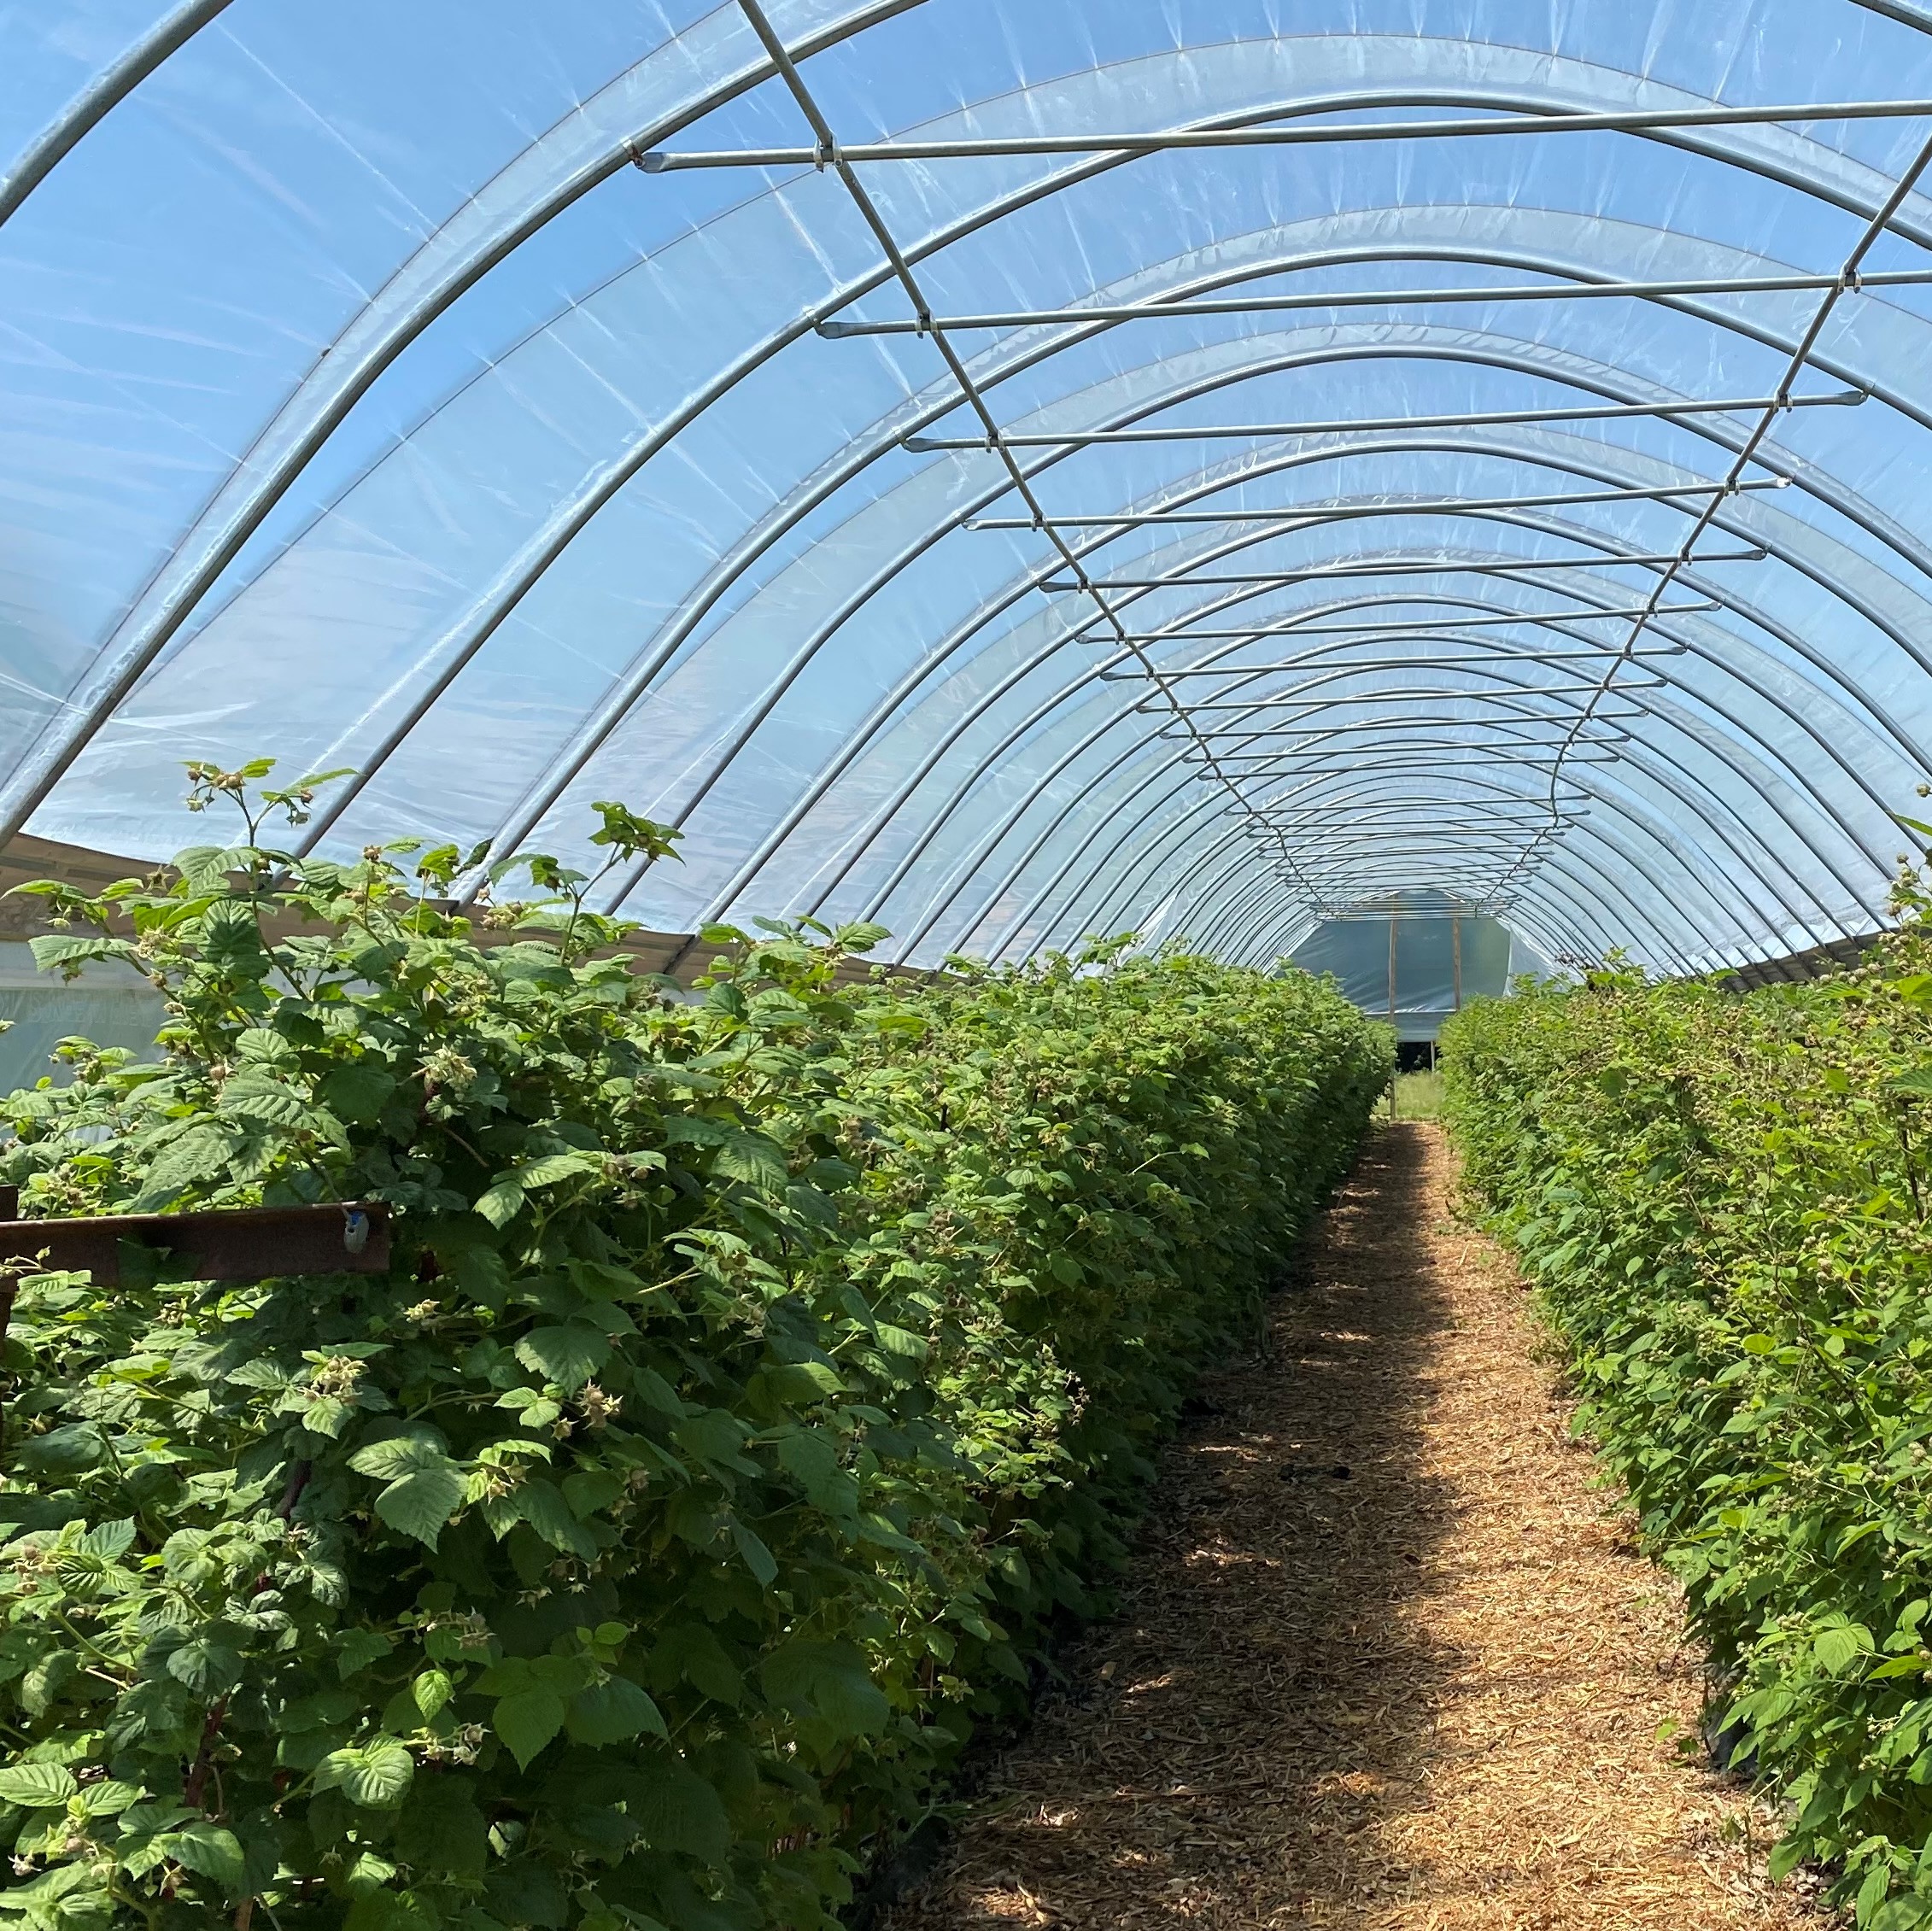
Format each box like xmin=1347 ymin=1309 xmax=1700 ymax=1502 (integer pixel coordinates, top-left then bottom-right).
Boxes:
xmin=11 ymin=3 xmax=1932 ymax=1928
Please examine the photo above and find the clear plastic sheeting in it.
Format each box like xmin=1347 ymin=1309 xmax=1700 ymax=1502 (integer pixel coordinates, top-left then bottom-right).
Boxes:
xmin=9 ymin=3 xmax=1932 ymax=973
xmin=0 ymin=945 xmax=163 ymax=1091
xmin=1286 ymin=896 xmax=1531 ymax=1040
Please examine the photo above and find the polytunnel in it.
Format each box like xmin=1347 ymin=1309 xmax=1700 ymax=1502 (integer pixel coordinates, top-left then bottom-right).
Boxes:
xmin=11 ymin=0 xmax=1932 ymax=983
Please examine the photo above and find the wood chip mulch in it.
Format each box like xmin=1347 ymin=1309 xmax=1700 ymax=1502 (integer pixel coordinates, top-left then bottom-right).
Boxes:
xmin=886 ymin=1120 xmax=1826 ymax=1930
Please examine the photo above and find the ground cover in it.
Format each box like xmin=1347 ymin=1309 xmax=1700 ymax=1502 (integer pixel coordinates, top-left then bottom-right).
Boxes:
xmin=889 ymin=1124 xmax=1807 ymax=1930
xmin=1441 ymin=904 xmax=1932 ymax=1928
xmin=0 ymin=767 xmax=1388 ymax=1931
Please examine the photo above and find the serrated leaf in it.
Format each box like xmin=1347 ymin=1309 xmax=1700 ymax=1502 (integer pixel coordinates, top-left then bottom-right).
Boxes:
xmin=565 ymin=1676 xmax=667 ymax=1747
xmin=512 ymin=1151 xmax=604 ymax=1190
xmin=711 ymin=1129 xmax=789 ymax=1194
xmin=873 ymin=1323 xmax=928 ymax=1360
xmin=759 ymin=1638 xmax=890 ymax=1736
xmin=26 ymin=935 xmax=143 ymax=977
xmin=0 ymin=1763 xmax=77 ymax=1807
xmin=79 ymin=1779 xmax=143 ymax=1817
xmin=159 ymin=1819 xmax=247 ymax=1891
xmin=234 ymin=1027 xmax=298 ymax=1065
xmin=514 ymin=1479 xmax=597 ymax=1560
xmin=165 ymin=1637 xmax=243 ymax=1694
xmin=218 ymin=1068 xmax=335 ymax=1136
xmin=647 ymin=1624 xmax=742 ymax=1707
xmin=634 ymin=1763 xmax=731 ymax=1864
xmin=411 ymin=1670 xmax=453 ymax=1721
xmin=320 ymin=1062 xmax=398 ymax=1124
xmin=729 ymin=1519 xmax=776 ymax=1585
xmin=79 ymin=1518 xmax=135 ymax=1561
xmin=1815 ymin=1623 xmax=1872 ymax=1675
xmin=127 ymin=1121 xmax=241 ymax=1213
xmin=491 ymin=1687 xmax=567 ymax=1770
xmin=347 ymin=1432 xmax=465 ymax=1548
xmin=316 ymin=1737 xmax=415 ymax=1809
xmin=474 ymin=1181 xmax=525 ymax=1228
xmin=514 ymin=1323 xmax=610 ymax=1391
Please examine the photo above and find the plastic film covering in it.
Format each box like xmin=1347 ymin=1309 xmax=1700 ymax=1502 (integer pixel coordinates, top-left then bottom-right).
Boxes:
xmin=1287 ymin=898 xmax=1531 ymax=1039
xmin=9 ymin=2 xmax=1932 ymax=973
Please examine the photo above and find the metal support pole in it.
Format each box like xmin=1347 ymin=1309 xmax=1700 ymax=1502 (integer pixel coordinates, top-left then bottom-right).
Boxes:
xmin=1483 ymin=120 xmax=1932 ymax=914
xmin=1080 ymin=603 xmax=1718 ymax=639
xmin=968 ymin=477 xmax=1790 ymax=529
xmin=824 ymin=268 xmax=1932 ymax=336
xmin=723 ymin=0 xmax=1327 ymax=916
xmin=906 ymin=390 xmax=1863 ymax=448
xmin=641 ymin=96 xmax=1932 ymax=170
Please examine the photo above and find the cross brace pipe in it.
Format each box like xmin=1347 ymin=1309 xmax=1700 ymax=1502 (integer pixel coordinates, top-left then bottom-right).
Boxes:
xmin=823 ymin=268 xmax=1932 ymax=335
xmin=1078 ymin=602 xmax=1718 ymax=638
xmin=1175 ymin=723 xmax=1636 ymax=744
xmin=640 ymin=97 xmax=1932 ymax=171
xmin=906 ymin=389 xmax=1865 ymax=448
xmin=1042 ymin=550 xmax=1768 ymax=587
xmin=1140 ymin=684 xmax=1665 ymax=709
xmin=969 ymin=477 xmax=1791 ymax=528
xmin=1100 ymin=646 xmax=1688 ymax=676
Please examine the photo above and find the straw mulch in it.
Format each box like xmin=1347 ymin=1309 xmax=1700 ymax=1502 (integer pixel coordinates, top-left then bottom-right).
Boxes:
xmin=886 ymin=1121 xmax=1824 ymax=1930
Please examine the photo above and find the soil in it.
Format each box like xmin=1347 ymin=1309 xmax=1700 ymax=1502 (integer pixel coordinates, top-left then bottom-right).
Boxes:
xmin=884 ymin=1121 xmax=1824 ymax=1930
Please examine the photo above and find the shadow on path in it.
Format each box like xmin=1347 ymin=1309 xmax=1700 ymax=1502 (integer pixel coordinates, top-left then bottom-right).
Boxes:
xmin=887 ymin=1125 xmax=1812 ymax=1930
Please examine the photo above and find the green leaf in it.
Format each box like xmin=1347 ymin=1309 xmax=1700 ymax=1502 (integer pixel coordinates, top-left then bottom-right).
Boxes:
xmin=492 ymin=1687 xmax=568 ymax=1770
xmin=1872 ymin=1894 xmax=1932 ymax=1930
xmin=514 ymin=1323 xmax=611 ymax=1391
xmin=634 ymin=1762 xmax=731 ymax=1864
xmin=161 ymin=1820 xmax=248 ymax=1893
xmin=27 ymin=935 xmax=143 ymax=977
xmin=126 ymin=1121 xmax=241 ymax=1213
xmin=1816 ymin=1624 xmax=1873 ymax=1675
xmin=759 ymin=1639 xmax=890 ymax=1736
xmin=320 ymin=1062 xmax=398 ymax=1123
xmin=347 ymin=1432 xmax=465 ymax=1548
xmin=512 ymin=1151 xmax=605 ymax=1190
xmin=315 ymin=1738 xmax=416 ymax=1810
xmin=166 ymin=1637 xmax=243 ymax=1694
xmin=218 ymin=1068 xmax=337 ymax=1136
xmin=395 ymin=1777 xmax=489 ymax=1878
xmin=0 ymin=1763 xmax=77 ymax=1808
xmin=565 ymin=1676 xmax=668 ymax=1747
xmin=474 ymin=1181 xmax=525 ymax=1228
xmin=711 ymin=1129 xmax=789 ymax=1193
xmin=411 ymin=1670 xmax=454 ymax=1721
xmin=647 ymin=1625 xmax=743 ymax=1707
xmin=79 ymin=1780 xmax=143 ymax=1817
xmin=514 ymin=1479 xmax=598 ymax=1561
xmin=729 ymin=1519 xmax=777 ymax=1585
xmin=336 ymin=1629 xmax=394 ymax=1679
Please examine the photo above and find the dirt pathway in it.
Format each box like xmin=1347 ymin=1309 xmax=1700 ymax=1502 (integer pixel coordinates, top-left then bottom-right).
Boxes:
xmin=888 ymin=1121 xmax=1818 ymax=1931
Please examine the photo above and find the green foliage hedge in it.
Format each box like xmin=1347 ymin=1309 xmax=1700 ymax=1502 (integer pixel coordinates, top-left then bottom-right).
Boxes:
xmin=1442 ymin=922 xmax=1932 ymax=1928
xmin=0 ymin=777 xmax=1387 ymax=1931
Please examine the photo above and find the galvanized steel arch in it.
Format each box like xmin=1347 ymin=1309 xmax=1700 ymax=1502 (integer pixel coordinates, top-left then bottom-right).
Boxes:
xmin=14 ymin=7 xmax=1932 ymax=975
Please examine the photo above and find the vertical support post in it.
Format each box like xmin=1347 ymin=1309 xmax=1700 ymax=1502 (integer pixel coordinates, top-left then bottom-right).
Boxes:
xmin=1453 ymin=916 xmax=1463 ymax=1011
xmin=1387 ymin=915 xmax=1399 ymax=1121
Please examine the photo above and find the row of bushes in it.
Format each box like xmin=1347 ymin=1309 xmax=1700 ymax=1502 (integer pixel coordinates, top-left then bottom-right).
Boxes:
xmin=1440 ymin=900 xmax=1932 ymax=1928
xmin=0 ymin=770 xmax=1390 ymax=1931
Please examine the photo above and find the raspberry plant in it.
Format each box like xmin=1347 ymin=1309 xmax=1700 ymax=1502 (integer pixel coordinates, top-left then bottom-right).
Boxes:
xmin=0 ymin=765 xmax=1388 ymax=1930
